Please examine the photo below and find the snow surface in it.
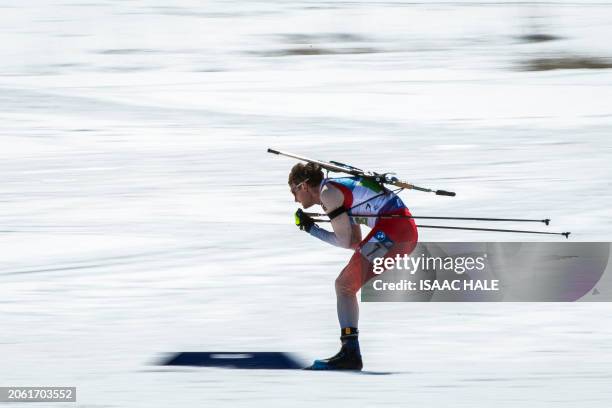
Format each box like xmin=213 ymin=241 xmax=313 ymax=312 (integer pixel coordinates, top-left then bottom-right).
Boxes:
xmin=2 ymin=1 xmax=612 ymax=407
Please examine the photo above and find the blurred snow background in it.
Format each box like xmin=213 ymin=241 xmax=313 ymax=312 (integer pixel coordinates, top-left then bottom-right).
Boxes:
xmin=1 ymin=1 xmax=612 ymax=407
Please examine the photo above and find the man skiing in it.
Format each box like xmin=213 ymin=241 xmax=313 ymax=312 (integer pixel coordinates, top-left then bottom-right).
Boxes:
xmin=288 ymin=161 xmax=418 ymax=371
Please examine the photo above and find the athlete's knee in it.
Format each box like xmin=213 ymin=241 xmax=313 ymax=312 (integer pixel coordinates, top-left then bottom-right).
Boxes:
xmin=335 ymin=275 xmax=358 ymax=297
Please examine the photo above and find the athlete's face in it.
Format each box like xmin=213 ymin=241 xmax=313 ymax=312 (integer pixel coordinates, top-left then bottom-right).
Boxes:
xmin=290 ymin=180 xmax=316 ymax=208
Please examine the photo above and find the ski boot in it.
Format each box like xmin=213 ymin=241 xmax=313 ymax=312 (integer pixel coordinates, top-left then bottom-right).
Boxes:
xmin=305 ymin=327 xmax=363 ymax=371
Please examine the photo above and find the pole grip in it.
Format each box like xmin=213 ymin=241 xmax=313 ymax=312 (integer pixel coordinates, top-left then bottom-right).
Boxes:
xmin=435 ymin=190 xmax=456 ymax=197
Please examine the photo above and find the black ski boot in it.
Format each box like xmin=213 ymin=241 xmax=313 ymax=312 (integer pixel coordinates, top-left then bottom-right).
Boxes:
xmin=305 ymin=328 xmax=363 ymax=371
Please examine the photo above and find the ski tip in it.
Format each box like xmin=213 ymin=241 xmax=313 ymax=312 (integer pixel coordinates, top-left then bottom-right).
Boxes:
xmin=267 ymin=148 xmax=280 ymax=155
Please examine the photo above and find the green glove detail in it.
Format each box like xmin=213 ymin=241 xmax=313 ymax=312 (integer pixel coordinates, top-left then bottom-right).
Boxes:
xmin=295 ymin=208 xmax=315 ymax=233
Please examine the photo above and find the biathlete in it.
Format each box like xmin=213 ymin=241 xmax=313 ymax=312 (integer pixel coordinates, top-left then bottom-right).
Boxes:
xmin=288 ymin=162 xmax=418 ymax=371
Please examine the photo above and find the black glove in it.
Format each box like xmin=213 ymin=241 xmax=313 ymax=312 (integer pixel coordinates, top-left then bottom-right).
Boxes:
xmin=294 ymin=208 xmax=315 ymax=233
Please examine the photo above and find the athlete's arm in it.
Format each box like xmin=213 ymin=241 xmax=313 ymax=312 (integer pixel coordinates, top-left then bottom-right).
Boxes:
xmin=307 ymin=184 xmax=356 ymax=249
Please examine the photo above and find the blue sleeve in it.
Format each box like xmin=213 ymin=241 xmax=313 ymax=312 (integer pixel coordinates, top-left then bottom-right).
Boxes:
xmin=308 ymin=224 xmax=343 ymax=248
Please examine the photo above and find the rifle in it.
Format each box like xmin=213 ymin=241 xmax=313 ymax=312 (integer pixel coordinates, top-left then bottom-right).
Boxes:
xmin=267 ymin=148 xmax=455 ymax=197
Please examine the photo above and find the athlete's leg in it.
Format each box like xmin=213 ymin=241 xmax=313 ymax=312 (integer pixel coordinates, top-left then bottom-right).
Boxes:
xmin=335 ymin=253 xmax=368 ymax=328
xmin=335 ymin=213 xmax=418 ymax=328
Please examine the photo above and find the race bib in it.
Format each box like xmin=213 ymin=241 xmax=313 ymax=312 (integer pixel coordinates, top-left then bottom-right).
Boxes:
xmin=360 ymin=230 xmax=394 ymax=263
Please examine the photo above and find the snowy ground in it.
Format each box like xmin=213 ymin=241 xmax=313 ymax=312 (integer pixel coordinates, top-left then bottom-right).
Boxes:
xmin=2 ymin=1 xmax=612 ymax=407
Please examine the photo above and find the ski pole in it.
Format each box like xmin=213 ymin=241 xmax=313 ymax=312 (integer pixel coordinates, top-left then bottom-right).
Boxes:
xmin=304 ymin=212 xmax=551 ymax=225
xmin=415 ymin=224 xmax=570 ymax=238
xmin=309 ymin=217 xmax=570 ymax=238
